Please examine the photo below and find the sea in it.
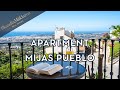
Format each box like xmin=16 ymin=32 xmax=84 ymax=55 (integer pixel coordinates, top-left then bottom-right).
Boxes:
xmin=2 ymin=30 xmax=110 ymax=37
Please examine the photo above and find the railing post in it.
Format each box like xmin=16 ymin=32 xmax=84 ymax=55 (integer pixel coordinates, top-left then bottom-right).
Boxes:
xmin=8 ymin=43 xmax=12 ymax=79
xmin=98 ymin=39 xmax=101 ymax=57
xmin=32 ymin=45 xmax=35 ymax=66
xmin=21 ymin=43 xmax=24 ymax=79
xmin=118 ymin=40 xmax=120 ymax=79
xmin=110 ymin=40 xmax=114 ymax=79
xmin=69 ymin=39 xmax=71 ymax=66
xmin=61 ymin=36 xmax=63 ymax=67
xmin=60 ymin=36 xmax=63 ymax=76
xmin=104 ymin=39 xmax=107 ymax=79
xmin=98 ymin=39 xmax=101 ymax=79
xmin=98 ymin=54 xmax=104 ymax=79
xmin=84 ymin=46 xmax=87 ymax=79
xmin=52 ymin=45 xmax=54 ymax=64
xmin=43 ymin=40 xmax=45 ymax=55
xmin=91 ymin=39 xmax=94 ymax=77
xmin=77 ymin=39 xmax=79 ymax=74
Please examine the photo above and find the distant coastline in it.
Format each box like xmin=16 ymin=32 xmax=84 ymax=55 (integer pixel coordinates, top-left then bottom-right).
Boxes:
xmin=3 ymin=30 xmax=109 ymax=37
xmin=0 ymin=30 xmax=110 ymax=43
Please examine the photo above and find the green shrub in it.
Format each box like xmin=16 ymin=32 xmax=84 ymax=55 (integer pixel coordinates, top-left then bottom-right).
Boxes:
xmin=0 ymin=60 xmax=32 ymax=79
xmin=87 ymin=40 xmax=96 ymax=47
xmin=0 ymin=54 xmax=9 ymax=64
xmin=110 ymin=41 xmax=120 ymax=58
xmin=0 ymin=63 xmax=10 ymax=79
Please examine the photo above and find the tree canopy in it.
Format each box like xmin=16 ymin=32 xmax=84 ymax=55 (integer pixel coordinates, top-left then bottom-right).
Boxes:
xmin=110 ymin=25 xmax=120 ymax=39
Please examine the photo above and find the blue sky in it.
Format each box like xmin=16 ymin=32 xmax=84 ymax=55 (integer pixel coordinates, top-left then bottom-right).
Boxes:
xmin=13 ymin=11 xmax=120 ymax=32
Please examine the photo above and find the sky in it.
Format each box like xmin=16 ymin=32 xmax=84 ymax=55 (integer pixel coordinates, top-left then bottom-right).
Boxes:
xmin=13 ymin=11 xmax=120 ymax=32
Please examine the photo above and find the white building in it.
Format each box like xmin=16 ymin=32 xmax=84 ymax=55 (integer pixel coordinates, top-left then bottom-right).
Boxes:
xmin=45 ymin=27 xmax=77 ymax=54
xmin=54 ymin=27 xmax=74 ymax=39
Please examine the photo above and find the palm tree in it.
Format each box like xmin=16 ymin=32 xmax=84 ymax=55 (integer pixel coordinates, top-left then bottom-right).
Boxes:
xmin=110 ymin=25 xmax=120 ymax=39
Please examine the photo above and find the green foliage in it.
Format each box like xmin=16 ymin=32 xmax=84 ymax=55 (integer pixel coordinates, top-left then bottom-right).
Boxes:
xmin=86 ymin=72 xmax=99 ymax=79
xmin=0 ymin=46 xmax=34 ymax=79
xmin=0 ymin=52 xmax=9 ymax=65
xmin=110 ymin=25 xmax=120 ymax=39
xmin=12 ymin=51 xmax=19 ymax=57
xmin=24 ymin=61 xmax=33 ymax=69
xmin=87 ymin=41 xmax=96 ymax=47
xmin=0 ymin=59 xmax=32 ymax=79
xmin=0 ymin=50 xmax=5 ymax=55
xmin=0 ymin=63 xmax=10 ymax=79
xmin=110 ymin=41 xmax=120 ymax=58
xmin=87 ymin=41 xmax=92 ymax=47
xmin=95 ymin=72 xmax=98 ymax=79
